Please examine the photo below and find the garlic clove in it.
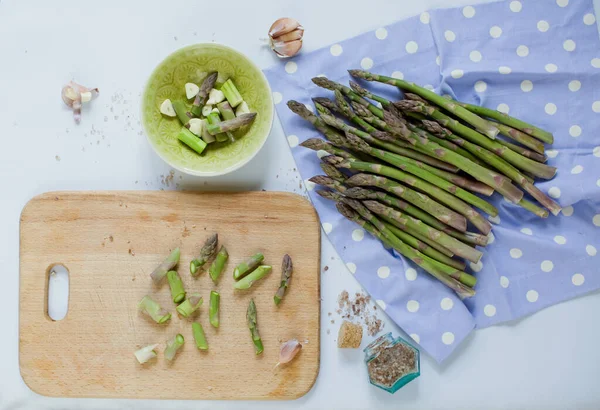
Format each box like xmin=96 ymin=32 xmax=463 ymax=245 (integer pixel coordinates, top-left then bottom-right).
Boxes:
xmin=187 ymin=118 xmax=204 ymax=136
xmin=210 ymin=107 xmax=220 ymax=114
xmin=274 ymin=29 xmax=304 ymax=44
xmin=185 ymin=82 xmax=200 ymax=100
xmin=201 ymin=105 xmax=214 ymax=117
xmin=160 ymin=99 xmax=177 ymax=117
xmin=269 ymin=18 xmax=302 ymax=38
xmin=81 ymin=91 xmax=93 ymax=103
xmin=276 ymin=339 xmax=302 ymax=367
xmin=61 ymin=81 xmax=98 ymax=124
xmin=206 ymin=89 xmax=225 ymax=105
xmin=272 ymin=39 xmax=303 ymax=59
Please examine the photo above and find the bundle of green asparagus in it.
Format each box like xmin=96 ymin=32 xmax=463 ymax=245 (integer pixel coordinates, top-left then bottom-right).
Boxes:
xmin=287 ymin=70 xmax=560 ymax=297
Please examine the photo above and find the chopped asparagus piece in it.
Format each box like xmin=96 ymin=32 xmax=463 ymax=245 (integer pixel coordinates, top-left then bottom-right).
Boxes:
xmin=176 ymin=293 xmax=203 ymax=318
xmin=234 ymin=265 xmax=272 ymax=290
xmin=167 ymin=270 xmax=186 ymax=304
xmin=209 ymin=291 xmax=220 ymax=328
xmin=207 ymin=88 xmax=226 ymax=105
xmin=186 ymin=118 xmax=204 ymax=136
xmin=247 ymin=299 xmax=264 ymax=355
xmin=192 ymin=322 xmax=208 ymax=350
xmin=134 ymin=344 xmax=159 ymax=364
xmin=172 ymin=100 xmax=192 ymax=125
xmin=221 ymin=79 xmax=243 ymax=107
xmin=235 ymin=101 xmax=251 ymax=116
xmin=178 ymin=127 xmax=207 ymax=155
xmin=233 ymin=252 xmax=265 ymax=280
xmin=138 ymin=296 xmax=171 ymax=324
xmin=185 ymin=83 xmax=200 ymax=100
xmin=159 ymin=99 xmax=176 ymax=117
xmin=202 ymin=105 xmax=214 ymax=117
xmin=191 ymin=72 xmax=218 ymax=117
xmin=190 ymin=233 xmax=218 ymax=276
xmin=209 ymin=245 xmax=229 ymax=283
xmin=217 ymin=101 xmax=236 ymax=120
xmin=200 ymin=118 xmax=216 ymax=143
xmin=274 ymin=254 xmax=293 ymax=305
xmin=164 ymin=334 xmax=184 ymax=361
xmin=207 ymin=112 xmax=231 ymax=142
xmin=150 ymin=247 xmax=180 ymax=284
xmin=206 ymin=113 xmax=257 ymax=135
xmin=211 ymin=107 xmax=221 ymax=115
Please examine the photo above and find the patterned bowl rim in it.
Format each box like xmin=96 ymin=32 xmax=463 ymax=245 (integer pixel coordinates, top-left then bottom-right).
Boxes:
xmin=141 ymin=43 xmax=274 ymax=177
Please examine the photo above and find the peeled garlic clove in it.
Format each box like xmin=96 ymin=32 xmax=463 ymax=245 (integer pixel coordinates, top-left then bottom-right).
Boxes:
xmin=272 ymin=39 xmax=303 ymax=59
xmin=187 ymin=118 xmax=204 ymax=136
xmin=160 ymin=99 xmax=177 ymax=117
xmin=201 ymin=105 xmax=214 ymax=117
xmin=269 ymin=17 xmax=302 ymax=38
xmin=277 ymin=339 xmax=302 ymax=366
xmin=206 ymin=89 xmax=225 ymax=105
xmin=185 ymin=82 xmax=200 ymax=100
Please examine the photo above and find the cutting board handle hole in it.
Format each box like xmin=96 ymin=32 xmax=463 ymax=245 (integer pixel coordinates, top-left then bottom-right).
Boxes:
xmin=46 ymin=264 xmax=70 ymax=321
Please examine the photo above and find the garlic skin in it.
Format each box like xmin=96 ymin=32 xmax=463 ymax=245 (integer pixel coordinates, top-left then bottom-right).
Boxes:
xmin=275 ymin=339 xmax=302 ymax=369
xmin=61 ymin=81 xmax=99 ymax=124
xmin=269 ymin=18 xmax=304 ymax=58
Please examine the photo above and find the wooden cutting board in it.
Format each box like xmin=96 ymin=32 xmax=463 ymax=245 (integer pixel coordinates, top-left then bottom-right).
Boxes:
xmin=19 ymin=191 xmax=320 ymax=400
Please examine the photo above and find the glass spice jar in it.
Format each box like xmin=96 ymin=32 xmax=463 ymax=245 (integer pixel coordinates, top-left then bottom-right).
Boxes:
xmin=363 ymin=332 xmax=420 ymax=393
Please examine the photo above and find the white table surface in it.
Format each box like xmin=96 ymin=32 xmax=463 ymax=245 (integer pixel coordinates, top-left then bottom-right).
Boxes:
xmin=1 ymin=0 xmax=600 ymax=409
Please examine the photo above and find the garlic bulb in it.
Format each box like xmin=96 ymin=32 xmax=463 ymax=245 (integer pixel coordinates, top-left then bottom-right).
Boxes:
xmin=61 ymin=81 xmax=99 ymax=124
xmin=274 ymin=339 xmax=302 ymax=369
xmin=269 ymin=18 xmax=304 ymax=58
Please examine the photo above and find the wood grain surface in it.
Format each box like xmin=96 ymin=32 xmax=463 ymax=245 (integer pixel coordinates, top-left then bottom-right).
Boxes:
xmin=19 ymin=191 xmax=320 ymax=399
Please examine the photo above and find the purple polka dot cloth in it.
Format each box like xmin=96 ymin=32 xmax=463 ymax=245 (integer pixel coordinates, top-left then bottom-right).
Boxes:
xmin=264 ymin=0 xmax=600 ymax=363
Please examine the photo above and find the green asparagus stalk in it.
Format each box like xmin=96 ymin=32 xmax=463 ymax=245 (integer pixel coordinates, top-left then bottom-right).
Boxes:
xmin=309 ymin=175 xmax=348 ymax=193
xmin=209 ymin=291 xmax=220 ymax=328
xmin=340 ymin=134 xmax=498 ymax=218
xmin=320 ymin=162 xmax=347 ymax=183
xmin=191 ymin=72 xmax=218 ymax=117
xmin=495 ymin=137 xmax=547 ymax=163
xmin=234 ymin=265 xmax=272 ymax=290
xmin=287 ymin=100 xmax=347 ymax=144
xmin=380 ymin=213 xmax=453 ymax=258
xmin=312 ymin=76 xmax=385 ymax=119
xmin=337 ymin=201 xmax=475 ymax=297
xmin=176 ymin=293 xmax=203 ymax=317
xmin=207 ymin=112 xmax=231 ymax=142
xmin=274 ymin=254 xmax=293 ymax=305
xmin=345 ymin=172 xmax=467 ymax=232
xmin=167 ymin=270 xmax=186 ymax=304
xmin=363 ymin=199 xmax=483 ymax=263
xmin=209 ymin=245 xmax=229 ymax=284
xmin=300 ymin=138 xmax=357 ymax=160
xmin=247 ymin=299 xmax=264 ymax=354
xmin=190 ymin=233 xmax=218 ymax=276
xmin=343 ymin=187 xmax=489 ymax=247
xmin=217 ymin=101 xmax=236 ymax=120
xmin=349 ymin=70 xmax=499 ymax=139
xmin=150 ymin=247 xmax=180 ymax=284
xmin=483 ymin=119 xmax=545 ymax=154
xmin=178 ymin=127 xmax=207 ymax=155
xmin=233 ymin=253 xmax=265 ymax=280
xmin=221 ymin=79 xmax=243 ymax=107
xmin=164 ymin=334 xmax=184 ymax=361
xmin=456 ymin=101 xmax=554 ymax=144
xmin=134 ymin=344 xmax=159 ymax=364
xmin=172 ymin=100 xmax=192 ymax=125
xmin=206 ymin=113 xmax=257 ymax=135
xmin=192 ymin=322 xmax=208 ymax=350
xmin=349 ymin=80 xmax=393 ymax=108
xmin=138 ymin=295 xmax=171 ymax=324
xmin=422 ymin=121 xmax=558 ymax=216
xmin=396 ymin=98 xmax=557 ymax=179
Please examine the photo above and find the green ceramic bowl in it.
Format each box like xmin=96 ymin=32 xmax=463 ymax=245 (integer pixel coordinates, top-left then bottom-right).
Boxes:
xmin=141 ymin=44 xmax=274 ymax=176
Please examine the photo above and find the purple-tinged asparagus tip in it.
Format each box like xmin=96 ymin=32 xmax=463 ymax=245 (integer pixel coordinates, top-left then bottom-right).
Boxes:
xmin=336 ymin=202 xmax=360 ymax=221
xmin=344 ymin=131 xmax=371 ymax=151
xmin=312 ymin=76 xmax=338 ymax=90
xmin=316 ymin=189 xmax=343 ymax=201
xmin=287 ymin=100 xmax=316 ymax=119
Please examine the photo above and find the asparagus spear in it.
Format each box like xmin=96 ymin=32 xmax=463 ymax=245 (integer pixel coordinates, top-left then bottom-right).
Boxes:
xmin=221 ymin=79 xmax=243 ymax=107
xmin=167 ymin=270 xmax=186 ymax=304
xmin=190 ymin=233 xmax=218 ymax=276
xmin=217 ymin=101 xmax=236 ymax=120
xmin=191 ymin=72 xmax=218 ymax=117
xmin=172 ymin=101 xmax=193 ymax=125
xmin=346 ymin=173 xmax=467 ymax=232
xmin=320 ymin=161 xmax=347 ymax=182
xmin=312 ymin=76 xmax=385 ymax=119
xmin=457 ymin=101 xmax=554 ymax=144
xmin=209 ymin=291 xmax=220 ymax=328
xmin=209 ymin=245 xmax=229 ymax=283
xmin=422 ymin=121 xmax=559 ymax=216
xmin=396 ymin=98 xmax=557 ymax=179
xmin=349 ymin=70 xmax=500 ymax=139
xmin=344 ymin=187 xmax=489 ymax=247
xmin=164 ymin=334 xmax=185 ymax=361
xmin=495 ymin=137 xmax=547 ymax=163
xmin=300 ymin=137 xmax=357 ymax=160
xmin=138 ymin=296 xmax=171 ymax=324
xmin=340 ymin=133 xmax=498 ymax=218
xmin=247 ymin=299 xmax=264 ymax=354
xmin=483 ymin=119 xmax=545 ymax=154
xmin=234 ymin=265 xmax=272 ymax=290
xmin=349 ymin=80 xmax=393 ymax=108
xmin=337 ymin=201 xmax=475 ymax=297
xmin=134 ymin=344 xmax=159 ymax=364
xmin=150 ymin=247 xmax=180 ymax=284
xmin=178 ymin=127 xmax=207 ymax=155
xmin=309 ymin=175 xmax=348 ymax=193
xmin=192 ymin=322 xmax=208 ymax=350
xmin=207 ymin=112 xmax=231 ymax=142
xmin=176 ymin=293 xmax=203 ymax=318
xmin=274 ymin=254 xmax=293 ymax=305
xmin=206 ymin=113 xmax=257 ymax=135
xmin=233 ymin=253 xmax=265 ymax=280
